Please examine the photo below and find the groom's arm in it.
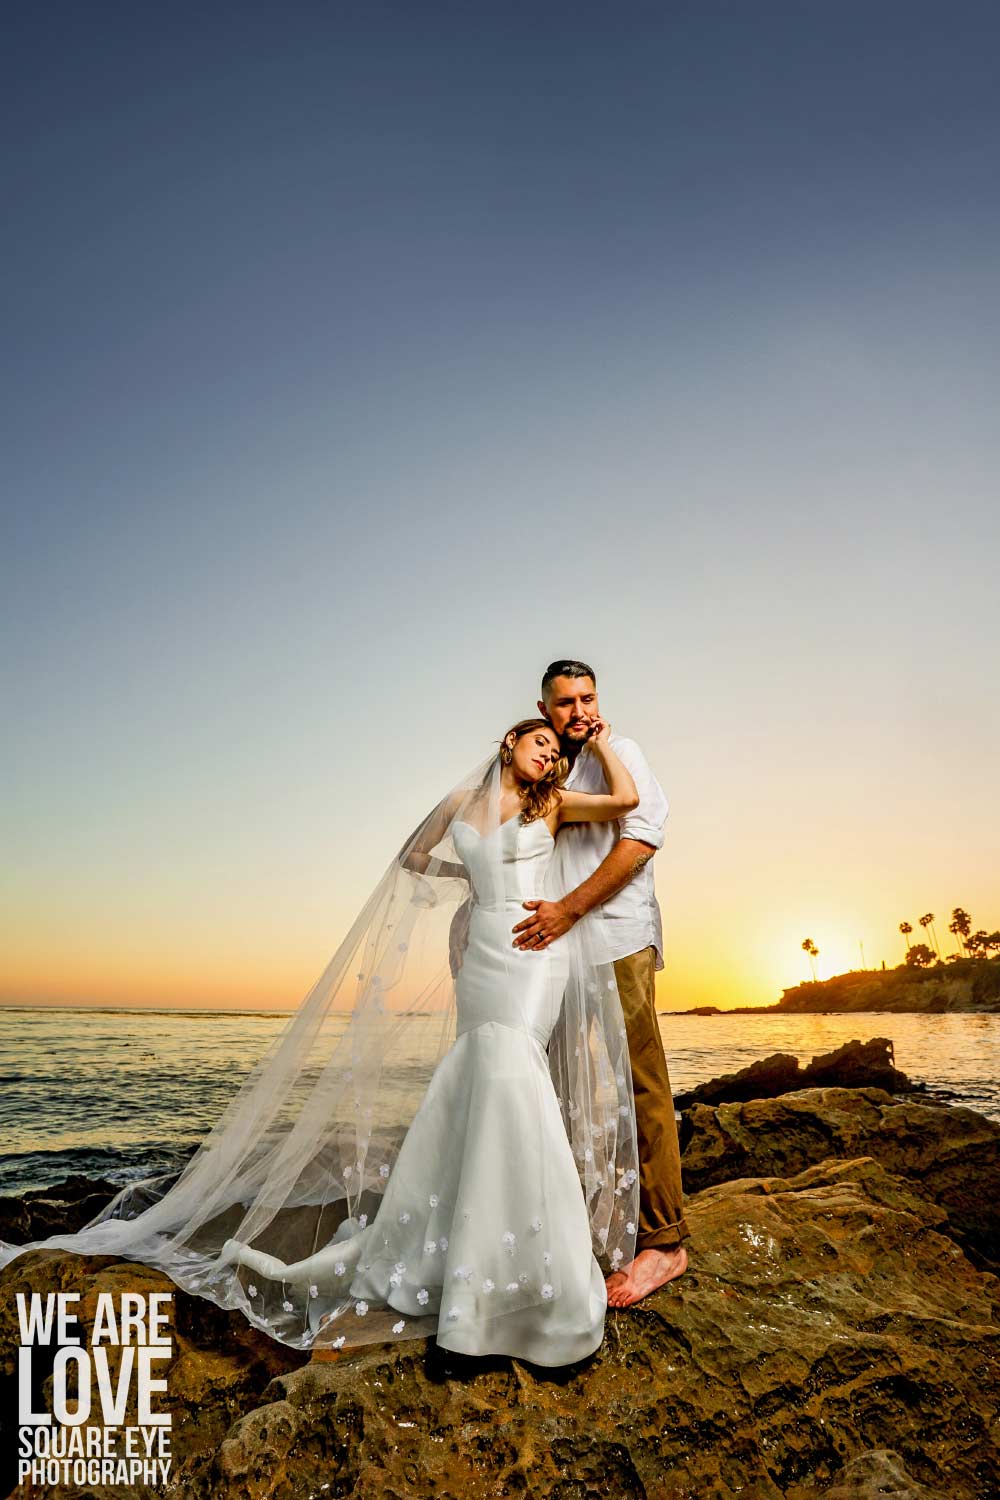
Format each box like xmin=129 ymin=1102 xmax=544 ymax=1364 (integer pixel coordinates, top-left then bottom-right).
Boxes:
xmin=567 ymin=837 xmax=658 ymax=920
xmin=511 ymin=838 xmax=657 ymax=948
xmin=512 ymin=737 xmax=667 ymax=950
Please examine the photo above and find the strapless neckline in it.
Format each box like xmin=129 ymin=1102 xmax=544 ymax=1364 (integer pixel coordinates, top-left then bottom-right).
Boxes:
xmin=454 ymin=817 xmax=554 ymax=844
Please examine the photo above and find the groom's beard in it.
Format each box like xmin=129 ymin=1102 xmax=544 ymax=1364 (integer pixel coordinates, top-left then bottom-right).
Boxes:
xmin=560 ymin=732 xmax=590 ymax=768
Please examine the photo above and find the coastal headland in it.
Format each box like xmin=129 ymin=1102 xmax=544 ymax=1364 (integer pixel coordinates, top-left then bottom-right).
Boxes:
xmin=675 ymin=954 xmax=1000 ymax=1015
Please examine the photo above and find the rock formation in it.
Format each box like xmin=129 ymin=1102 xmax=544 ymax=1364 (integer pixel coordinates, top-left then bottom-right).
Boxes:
xmin=672 ymin=1037 xmax=916 ymax=1109
xmin=3 ymin=1083 xmax=999 ymax=1497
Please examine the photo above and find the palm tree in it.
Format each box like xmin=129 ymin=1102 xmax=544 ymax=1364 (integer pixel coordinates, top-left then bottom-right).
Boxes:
xmin=899 ymin=921 xmax=913 ymax=953
xmin=801 ymin=937 xmax=819 ymax=982
xmin=905 ymin=943 xmax=936 ymax=969
xmin=918 ymin=913 xmax=941 ymax=960
xmin=968 ymin=929 xmax=991 ymax=958
xmin=950 ymin=908 xmax=972 ymax=958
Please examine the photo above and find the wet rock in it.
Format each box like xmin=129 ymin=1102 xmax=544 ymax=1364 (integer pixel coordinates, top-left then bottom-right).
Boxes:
xmin=673 ymin=1037 xmax=914 ymax=1109
xmin=170 ymin=1155 xmax=1000 ymax=1500
xmin=803 ymin=1447 xmax=949 ymax=1498
xmin=680 ymin=1085 xmax=1000 ymax=1265
xmin=0 ymin=1249 xmax=307 ymax=1498
xmin=0 ymin=1174 xmax=120 ymax=1244
xmin=4 ymin=1100 xmax=1000 ymax=1498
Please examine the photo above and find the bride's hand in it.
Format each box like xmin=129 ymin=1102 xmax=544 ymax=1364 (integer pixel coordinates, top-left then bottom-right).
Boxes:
xmin=586 ymin=716 xmax=611 ymax=748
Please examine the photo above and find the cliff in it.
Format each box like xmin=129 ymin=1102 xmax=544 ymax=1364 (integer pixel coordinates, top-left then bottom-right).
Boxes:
xmin=771 ymin=955 xmax=1000 ymax=1014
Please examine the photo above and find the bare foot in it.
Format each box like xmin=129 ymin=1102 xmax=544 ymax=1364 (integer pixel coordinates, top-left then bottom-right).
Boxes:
xmin=606 ymin=1244 xmax=688 ymax=1308
xmin=604 ymin=1269 xmax=629 ymax=1299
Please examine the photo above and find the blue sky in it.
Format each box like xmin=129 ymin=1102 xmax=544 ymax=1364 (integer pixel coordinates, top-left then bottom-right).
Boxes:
xmin=3 ymin=1 xmax=998 ymax=1010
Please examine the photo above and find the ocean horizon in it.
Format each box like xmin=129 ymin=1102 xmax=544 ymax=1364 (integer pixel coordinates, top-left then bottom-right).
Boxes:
xmin=2 ymin=1004 xmax=997 ymax=1197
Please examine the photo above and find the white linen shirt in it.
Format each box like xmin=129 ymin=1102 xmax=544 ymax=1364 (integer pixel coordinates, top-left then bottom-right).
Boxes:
xmin=562 ymin=731 xmax=669 ymax=969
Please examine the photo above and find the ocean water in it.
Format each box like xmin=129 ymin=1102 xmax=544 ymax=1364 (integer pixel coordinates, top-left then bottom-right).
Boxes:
xmin=0 ymin=1005 xmax=997 ymax=1196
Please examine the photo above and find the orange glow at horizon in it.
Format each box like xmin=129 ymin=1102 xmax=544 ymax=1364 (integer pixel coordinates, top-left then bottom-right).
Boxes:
xmin=3 ymin=758 xmax=993 ymax=1015
xmin=0 ymin=924 xmax=935 ymax=1015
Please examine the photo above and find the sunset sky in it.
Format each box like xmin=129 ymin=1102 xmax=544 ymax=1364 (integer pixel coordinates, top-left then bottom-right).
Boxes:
xmin=3 ymin=3 xmax=998 ymax=1013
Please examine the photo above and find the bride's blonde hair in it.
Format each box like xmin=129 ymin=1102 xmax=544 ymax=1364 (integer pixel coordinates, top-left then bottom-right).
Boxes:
xmin=500 ymin=717 xmax=569 ymax=824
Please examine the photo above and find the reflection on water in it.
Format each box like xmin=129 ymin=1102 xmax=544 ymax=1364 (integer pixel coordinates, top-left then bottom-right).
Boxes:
xmin=0 ymin=1004 xmax=997 ymax=1195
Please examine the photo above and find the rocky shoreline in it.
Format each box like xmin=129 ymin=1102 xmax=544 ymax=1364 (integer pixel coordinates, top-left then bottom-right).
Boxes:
xmin=675 ymin=954 xmax=1000 ymax=1014
xmin=2 ymin=1039 xmax=999 ymax=1498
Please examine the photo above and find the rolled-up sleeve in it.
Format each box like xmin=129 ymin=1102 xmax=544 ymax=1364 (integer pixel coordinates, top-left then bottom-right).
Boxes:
xmin=614 ymin=737 xmax=669 ymax=849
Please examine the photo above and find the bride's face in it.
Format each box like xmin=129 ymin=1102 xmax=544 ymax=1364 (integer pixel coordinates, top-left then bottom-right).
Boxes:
xmin=509 ymin=727 xmax=561 ymax=784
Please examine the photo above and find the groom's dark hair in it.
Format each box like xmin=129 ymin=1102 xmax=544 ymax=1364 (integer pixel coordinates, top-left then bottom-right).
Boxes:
xmin=541 ymin=659 xmax=597 ymax=698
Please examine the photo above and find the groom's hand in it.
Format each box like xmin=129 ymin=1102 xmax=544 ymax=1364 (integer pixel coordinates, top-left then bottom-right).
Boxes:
xmin=512 ymin=899 xmax=576 ymax=950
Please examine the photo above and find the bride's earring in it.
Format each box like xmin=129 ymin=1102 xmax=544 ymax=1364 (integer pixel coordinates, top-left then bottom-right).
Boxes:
xmin=499 ymin=743 xmax=513 ymax=765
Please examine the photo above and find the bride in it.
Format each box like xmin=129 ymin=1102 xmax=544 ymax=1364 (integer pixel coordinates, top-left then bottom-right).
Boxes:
xmin=0 ymin=717 xmax=642 ymax=1368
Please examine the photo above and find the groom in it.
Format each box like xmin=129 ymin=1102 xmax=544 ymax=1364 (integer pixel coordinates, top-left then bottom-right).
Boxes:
xmin=512 ymin=659 xmax=689 ymax=1306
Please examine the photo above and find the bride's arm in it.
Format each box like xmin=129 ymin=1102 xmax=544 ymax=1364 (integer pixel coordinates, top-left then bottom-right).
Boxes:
xmin=400 ymin=790 xmax=469 ymax=879
xmin=555 ymin=721 xmax=638 ymax=825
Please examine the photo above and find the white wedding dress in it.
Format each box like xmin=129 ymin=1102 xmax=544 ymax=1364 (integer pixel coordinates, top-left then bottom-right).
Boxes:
xmin=222 ymin=814 xmax=608 ymax=1365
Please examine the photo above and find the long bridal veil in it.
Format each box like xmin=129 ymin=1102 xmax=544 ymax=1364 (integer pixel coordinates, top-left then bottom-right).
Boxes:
xmin=0 ymin=748 xmax=640 ymax=1353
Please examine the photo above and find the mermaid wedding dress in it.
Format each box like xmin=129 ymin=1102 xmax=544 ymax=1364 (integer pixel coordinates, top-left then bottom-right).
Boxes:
xmin=221 ymin=815 xmax=609 ymax=1365
xmin=0 ymin=749 xmax=639 ymax=1366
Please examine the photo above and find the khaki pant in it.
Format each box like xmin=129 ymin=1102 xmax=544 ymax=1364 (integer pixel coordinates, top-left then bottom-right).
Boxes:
xmin=613 ymin=946 xmax=690 ymax=1251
